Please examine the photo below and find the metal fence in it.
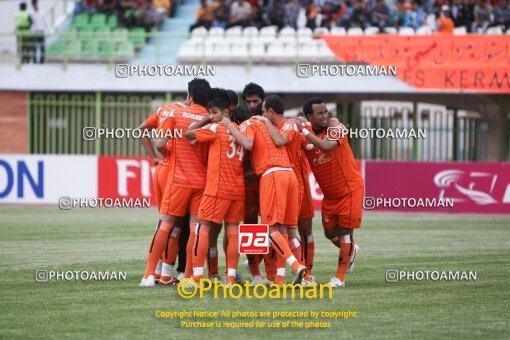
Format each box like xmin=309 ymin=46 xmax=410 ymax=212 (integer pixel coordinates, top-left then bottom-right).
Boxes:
xmin=28 ymin=92 xmax=185 ymax=155
xmin=346 ymin=102 xmax=484 ymax=161
xmin=29 ymin=92 xmax=490 ymax=161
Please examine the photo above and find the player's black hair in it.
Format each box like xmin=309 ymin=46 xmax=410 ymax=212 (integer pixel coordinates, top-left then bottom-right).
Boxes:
xmin=210 ymin=87 xmax=230 ymax=103
xmin=242 ymin=83 xmax=265 ymax=101
xmin=226 ymin=89 xmax=238 ymax=107
xmin=207 ymin=98 xmax=229 ymax=112
xmin=231 ymin=105 xmax=253 ymax=124
xmin=263 ymin=95 xmax=284 ymax=115
xmin=188 ymin=78 xmax=212 ymax=107
xmin=20 ymin=2 xmax=27 ymax=10
xmin=302 ymin=97 xmax=325 ymax=116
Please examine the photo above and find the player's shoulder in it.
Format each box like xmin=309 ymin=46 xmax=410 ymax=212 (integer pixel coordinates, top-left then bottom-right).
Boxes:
xmin=239 ymin=119 xmax=253 ymax=131
xmin=156 ymin=101 xmax=186 ymax=117
xmin=281 ymin=119 xmax=298 ymax=132
xmin=201 ymin=123 xmax=224 ymax=134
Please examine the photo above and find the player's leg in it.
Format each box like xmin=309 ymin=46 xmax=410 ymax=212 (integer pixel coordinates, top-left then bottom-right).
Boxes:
xmin=159 ymin=216 xmax=183 ymax=285
xmin=140 ymin=213 xmax=177 ymax=286
xmin=153 ymin=219 xmax=162 ymax=283
xmin=298 ymin=218 xmax=314 ymax=273
xmin=176 ymin=213 xmax=190 ymax=279
xmin=158 ymin=185 xmax=192 ymax=285
xmin=183 ymin=188 xmax=205 ymax=280
xmin=224 ymin=223 xmax=240 ymax=286
xmin=207 ymin=226 xmax=221 ymax=279
xmin=326 ymin=186 xmax=363 ymax=287
xmin=298 ymin=181 xmax=315 ymax=274
xmin=151 ymin=165 xmax=165 ymax=283
xmin=262 ymin=172 xmax=307 ymax=285
xmin=288 ymin=228 xmax=304 ymax=266
xmin=244 ymin=190 xmax=263 ymax=279
xmin=192 ymin=220 xmax=219 ymax=282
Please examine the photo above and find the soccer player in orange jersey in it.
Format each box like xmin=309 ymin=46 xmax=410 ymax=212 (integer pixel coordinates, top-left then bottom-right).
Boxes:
xmin=252 ymin=107 xmax=317 ymax=284
xmin=139 ymin=78 xmax=212 ymax=287
xmin=239 ymin=84 xmax=278 ymax=284
xmin=185 ymin=98 xmax=245 ymax=286
xmin=298 ymin=97 xmax=363 ymax=288
xmin=221 ymin=95 xmax=312 ymax=287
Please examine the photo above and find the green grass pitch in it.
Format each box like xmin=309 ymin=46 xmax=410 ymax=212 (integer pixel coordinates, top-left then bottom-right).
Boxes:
xmin=0 ymin=207 xmax=509 ymax=339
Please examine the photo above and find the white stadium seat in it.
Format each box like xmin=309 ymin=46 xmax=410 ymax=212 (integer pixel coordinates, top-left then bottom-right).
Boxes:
xmin=280 ymin=27 xmax=296 ymax=37
xmin=230 ymin=42 xmax=249 ymax=60
xmin=316 ymin=39 xmax=337 ymax=63
xmin=364 ymin=26 xmax=380 ymax=35
xmin=297 ymin=27 xmax=313 ymax=42
xmin=226 ymin=26 xmax=243 ymax=38
xmin=177 ymin=40 xmax=202 ymax=63
xmin=207 ymin=42 xmax=230 ymax=62
xmin=416 ymin=26 xmax=432 ymax=35
xmin=347 ymin=27 xmax=364 ymax=35
xmin=313 ymin=27 xmax=329 ymax=36
xmin=330 ymin=26 xmax=346 ymax=35
xmin=384 ymin=27 xmax=398 ymax=34
xmin=249 ymin=42 xmax=265 ymax=63
xmin=398 ymin=27 xmax=415 ymax=35
xmin=260 ymin=26 xmax=278 ymax=36
xmin=298 ymin=41 xmax=319 ymax=62
xmin=259 ymin=26 xmax=277 ymax=44
xmin=265 ymin=42 xmax=296 ymax=63
xmin=486 ymin=27 xmax=503 ymax=35
xmin=190 ymin=27 xmax=207 ymax=39
xmin=243 ymin=26 xmax=259 ymax=39
xmin=208 ymin=27 xmax=224 ymax=37
xmin=453 ymin=26 xmax=467 ymax=35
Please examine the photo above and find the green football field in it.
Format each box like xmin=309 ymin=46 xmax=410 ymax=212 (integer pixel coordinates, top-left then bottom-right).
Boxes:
xmin=0 ymin=207 xmax=509 ymax=339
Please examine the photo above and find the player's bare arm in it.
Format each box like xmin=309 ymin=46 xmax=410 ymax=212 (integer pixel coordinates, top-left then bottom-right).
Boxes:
xmin=220 ymin=117 xmax=254 ymax=150
xmin=253 ymin=115 xmax=288 ymax=146
xmin=185 ymin=116 xmax=212 ymax=141
xmin=155 ymin=136 xmax=168 ymax=154
xmin=304 ymin=129 xmax=338 ymax=152
xmin=137 ymin=121 xmax=160 ymax=165
xmin=295 ymin=117 xmax=338 ymax=152
xmin=329 ymin=117 xmax=340 ymax=126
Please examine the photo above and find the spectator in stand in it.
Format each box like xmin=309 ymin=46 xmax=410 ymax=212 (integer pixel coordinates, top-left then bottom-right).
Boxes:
xmin=98 ymin=0 xmax=117 ymax=13
xmin=472 ymin=0 xmax=493 ymax=32
xmin=286 ymin=0 xmax=302 ymax=29
xmin=76 ymin=0 xmax=99 ymax=14
xmin=119 ymin=0 xmax=144 ymax=27
xmin=189 ymin=0 xmax=219 ymax=31
xmin=152 ymin=0 xmax=171 ymax=17
xmin=229 ymin=0 xmax=253 ymax=27
xmin=335 ymin=1 xmax=351 ymax=28
xmin=437 ymin=4 xmax=455 ymax=32
xmin=404 ymin=1 xmax=425 ymax=29
xmin=212 ymin=0 xmax=230 ymax=28
xmin=320 ymin=2 xmax=334 ymax=28
xmin=372 ymin=0 xmax=391 ymax=31
xmin=391 ymin=1 xmax=407 ymax=28
xmin=452 ymin=0 xmax=475 ymax=30
xmin=351 ymin=0 xmax=371 ymax=29
xmin=305 ymin=0 xmax=320 ymax=29
xmin=493 ymin=0 xmax=510 ymax=29
xmin=263 ymin=0 xmax=287 ymax=29
xmin=15 ymin=2 xmax=31 ymax=64
xmin=30 ymin=0 xmax=47 ymax=64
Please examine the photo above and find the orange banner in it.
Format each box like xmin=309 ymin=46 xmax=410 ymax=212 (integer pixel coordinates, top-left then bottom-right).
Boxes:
xmin=322 ymin=34 xmax=510 ymax=93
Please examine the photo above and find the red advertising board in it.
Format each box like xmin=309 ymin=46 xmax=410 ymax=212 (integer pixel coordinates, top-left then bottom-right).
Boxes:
xmin=97 ymin=156 xmax=509 ymax=214
xmin=364 ymin=162 xmax=510 ymax=214
xmin=98 ymin=156 xmax=155 ymax=203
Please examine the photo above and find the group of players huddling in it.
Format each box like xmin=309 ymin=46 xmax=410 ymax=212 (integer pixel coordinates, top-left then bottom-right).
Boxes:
xmin=138 ymin=78 xmax=364 ymax=289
